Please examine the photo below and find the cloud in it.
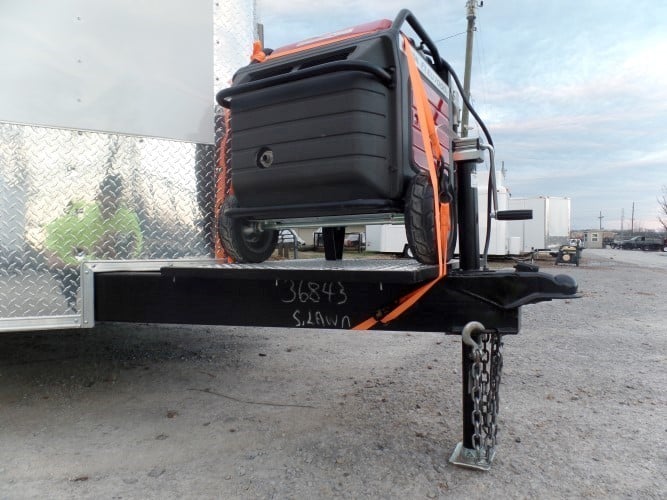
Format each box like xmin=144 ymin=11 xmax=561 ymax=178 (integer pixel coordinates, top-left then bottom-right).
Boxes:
xmin=259 ymin=0 xmax=460 ymax=47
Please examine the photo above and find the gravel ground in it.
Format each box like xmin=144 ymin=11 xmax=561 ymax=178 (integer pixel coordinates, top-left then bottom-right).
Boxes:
xmin=0 ymin=249 xmax=665 ymax=498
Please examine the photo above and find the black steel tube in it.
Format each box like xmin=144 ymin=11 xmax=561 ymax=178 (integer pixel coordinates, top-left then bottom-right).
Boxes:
xmin=223 ymin=198 xmax=398 ymax=220
xmin=461 ymin=342 xmax=475 ymax=449
xmin=323 ymin=226 xmax=345 ymax=260
xmin=496 ymin=209 xmax=533 ymax=221
xmin=391 ymin=9 xmax=443 ymax=73
xmin=456 ymin=159 xmax=480 ymax=271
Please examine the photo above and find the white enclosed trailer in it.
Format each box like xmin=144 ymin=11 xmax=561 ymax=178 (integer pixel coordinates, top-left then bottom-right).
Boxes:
xmin=365 ymin=224 xmax=410 ymax=255
xmin=0 ymin=0 xmax=257 ymax=332
xmin=507 ymin=196 xmax=571 ymax=253
xmin=476 ymin=168 xmax=512 ymax=256
xmin=367 ymin=167 xmax=517 ymax=256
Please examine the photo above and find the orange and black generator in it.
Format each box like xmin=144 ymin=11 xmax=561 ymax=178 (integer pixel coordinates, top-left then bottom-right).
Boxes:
xmin=216 ymin=10 xmax=461 ymax=263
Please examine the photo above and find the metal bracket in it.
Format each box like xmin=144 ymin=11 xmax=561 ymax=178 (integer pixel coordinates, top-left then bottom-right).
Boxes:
xmin=452 ymin=137 xmax=484 ymax=163
xmin=449 ymin=441 xmax=495 ymax=471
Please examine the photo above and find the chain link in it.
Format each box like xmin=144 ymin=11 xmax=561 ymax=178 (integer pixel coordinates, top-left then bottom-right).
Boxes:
xmin=469 ymin=345 xmax=483 ymax=452
xmin=484 ymin=334 xmax=503 ymax=453
xmin=468 ymin=331 xmax=504 ymax=463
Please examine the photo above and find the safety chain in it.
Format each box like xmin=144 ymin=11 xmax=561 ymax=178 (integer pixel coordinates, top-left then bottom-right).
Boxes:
xmin=484 ymin=333 xmax=504 ymax=453
xmin=467 ymin=329 xmax=504 ymax=464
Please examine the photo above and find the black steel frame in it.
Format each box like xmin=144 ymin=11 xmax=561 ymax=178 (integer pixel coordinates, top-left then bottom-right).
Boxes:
xmin=92 ymin=144 xmax=578 ymax=470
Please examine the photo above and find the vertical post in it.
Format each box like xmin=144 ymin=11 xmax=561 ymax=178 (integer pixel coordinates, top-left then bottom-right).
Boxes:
xmin=453 ymin=138 xmax=484 ymax=271
xmin=620 ymin=208 xmax=624 ymax=233
xmin=323 ymin=226 xmax=345 ymax=261
xmin=461 ymin=340 xmax=476 ymax=449
xmin=460 ymin=0 xmax=478 ymax=138
xmin=457 ymin=159 xmax=480 ymax=271
xmin=451 ymin=142 xmax=490 ymax=470
xmin=450 ymin=320 xmax=497 ymax=471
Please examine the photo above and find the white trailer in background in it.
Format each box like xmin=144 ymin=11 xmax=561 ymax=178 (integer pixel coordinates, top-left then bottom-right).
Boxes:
xmin=366 ymin=167 xmax=519 ymax=256
xmin=476 ymin=169 xmax=512 ymax=256
xmin=365 ymin=224 xmax=410 ymax=255
xmin=508 ymin=196 xmax=571 ymax=253
xmin=366 ymin=169 xmax=571 ymax=257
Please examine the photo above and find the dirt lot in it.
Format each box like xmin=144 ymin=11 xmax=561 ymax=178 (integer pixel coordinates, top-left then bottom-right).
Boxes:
xmin=1 ymin=249 xmax=665 ymax=498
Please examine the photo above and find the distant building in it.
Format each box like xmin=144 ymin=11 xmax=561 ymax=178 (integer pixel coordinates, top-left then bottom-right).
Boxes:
xmin=573 ymin=230 xmax=616 ymax=249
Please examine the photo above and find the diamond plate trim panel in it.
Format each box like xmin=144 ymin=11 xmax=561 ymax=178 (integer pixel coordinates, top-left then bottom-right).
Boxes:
xmin=0 ymin=122 xmax=214 ymax=320
xmin=214 ymin=0 xmax=257 ymax=89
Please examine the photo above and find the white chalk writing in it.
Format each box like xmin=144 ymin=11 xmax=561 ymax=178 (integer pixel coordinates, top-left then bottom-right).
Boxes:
xmin=292 ymin=309 xmax=351 ymax=329
xmin=278 ymin=280 xmax=347 ymax=305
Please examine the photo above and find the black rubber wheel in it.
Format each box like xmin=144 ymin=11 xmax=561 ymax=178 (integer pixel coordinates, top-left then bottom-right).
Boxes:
xmin=404 ymin=172 xmax=455 ymax=265
xmin=217 ymin=195 xmax=278 ymax=263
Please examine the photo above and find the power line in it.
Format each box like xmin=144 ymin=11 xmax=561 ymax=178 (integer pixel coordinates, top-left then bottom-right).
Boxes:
xmin=434 ymin=30 xmax=469 ymax=44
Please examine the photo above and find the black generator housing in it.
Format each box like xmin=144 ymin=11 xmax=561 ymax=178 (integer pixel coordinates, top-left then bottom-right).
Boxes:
xmin=216 ymin=11 xmax=459 ymax=263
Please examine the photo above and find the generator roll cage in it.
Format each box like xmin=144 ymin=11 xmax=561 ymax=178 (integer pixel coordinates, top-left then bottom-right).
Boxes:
xmin=91 ymin=10 xmax=580 ymax=470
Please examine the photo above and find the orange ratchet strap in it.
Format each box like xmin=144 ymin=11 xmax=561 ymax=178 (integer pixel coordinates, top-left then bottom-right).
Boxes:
xmin=214 ymin=110 xmax=233 ymax=261
xmin=251 ymin=40 xmax=267 ymax=63
xmin=353 ymin=35 xmax=451 ymax=330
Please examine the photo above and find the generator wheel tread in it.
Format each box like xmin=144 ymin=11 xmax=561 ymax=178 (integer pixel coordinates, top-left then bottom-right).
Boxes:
xmin=218 ymin=195 xmax=278 ymax=263
xmin=405 ymin=173 xmax=438 ymax=264
xmin=404 ymin=172 xmax=456 ymax=265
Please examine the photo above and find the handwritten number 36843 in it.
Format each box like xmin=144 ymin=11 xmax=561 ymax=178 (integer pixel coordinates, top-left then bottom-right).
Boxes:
xmin=279 ymin=280 xmax=347 ymax=305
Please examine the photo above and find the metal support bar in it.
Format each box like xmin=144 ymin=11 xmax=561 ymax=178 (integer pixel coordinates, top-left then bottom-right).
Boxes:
xmin=454 ymin=138 xmax=484 ymax=271
xmin=450 ymin=321 xmax=503 ymax=471
xmin=92 ymin=260 xmax=578 ymax=334
xmin=323 ymin=226 xmax=345 ymax=260
xmin=457 ymin=158 xmax=481 ymax=271
xmin=461 ymin=327 xmax=478 ymax=450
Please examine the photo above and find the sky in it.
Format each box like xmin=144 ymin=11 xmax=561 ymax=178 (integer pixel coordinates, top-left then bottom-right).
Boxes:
xmin=257 ymin=0 xmax=667 ymax=232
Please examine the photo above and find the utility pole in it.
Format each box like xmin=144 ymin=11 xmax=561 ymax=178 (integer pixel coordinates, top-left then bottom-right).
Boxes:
xmin=631 ymin=202 xmax=635 ymax=235
xmin=598 ymin=211 xmax=604 ymax=230
xmin=620 ymin=208 xmax=624 ymax=233
xmin=460 ymin=0 xmax=480 ymax=138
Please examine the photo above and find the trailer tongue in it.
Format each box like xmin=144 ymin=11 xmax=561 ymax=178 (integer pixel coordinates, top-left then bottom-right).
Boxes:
xmin=88 ymin=128 xmax=578 ymax=470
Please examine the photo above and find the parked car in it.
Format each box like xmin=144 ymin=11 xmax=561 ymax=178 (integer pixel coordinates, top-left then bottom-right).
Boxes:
xmin=312 ymin=228 xmax=365 ymax=252
xmin=612 ymin=235 xmax=664 ymax=251
xmin=343 ymin=232 xmax=366 ymax=251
